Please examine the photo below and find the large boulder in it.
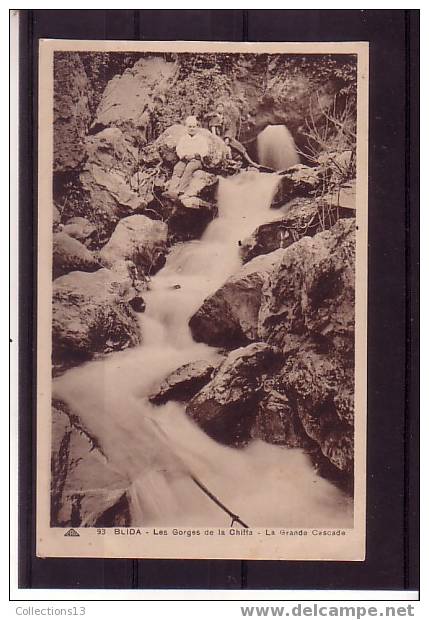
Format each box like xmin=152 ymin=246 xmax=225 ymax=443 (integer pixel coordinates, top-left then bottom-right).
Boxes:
xmin=52 ymin=267 xmax=141 ymax=373
xmin=274 ymin=349 xmax=354 ymax=475
xmin=79 ymin=163 xmax=150 ymax=246
xmin=256 ymin=218 xmax=356 ymax=477
xmin=99 ymin=215 xmax=168 ymax=277
xmin=189 ymin=249 xmax=286 ymax=348
xmin=186 ymin=343 xmax=283 ymax=445
xmin=53 ymin=232 xmax=101 ymax=279
xmin=60 ymin=217 xmax=97 ymax=246
xmin=149 ymin=360 xmax=218 ymax=406
xmin=82 ymin=163 xmax=146 ymax=212
xmin=240 ymin=197 xmax=354 ymax=263
xmin=165 ymin=170 xmax=219 ymax=243
xmin=53 ymin=52 xmax=92 ymax=172
xmin=85 ymin=127 xmax=138 ymax=176
xmin=51 ymin=401 xmax=131 ymax=527
xmin=272 ymin=164 xmax=322 ymax=205
xmin=155 ymin=124 xmax=230 ymax=169
xmin=93 ymin=57 xmax=178 ymax=140
xmin=76 ymin=127 xmax=155 ymax=246
xmin=180 ymin=170 xmax=218 ymax=202
xmin=259 ymin=218 xmax=355 ymax=357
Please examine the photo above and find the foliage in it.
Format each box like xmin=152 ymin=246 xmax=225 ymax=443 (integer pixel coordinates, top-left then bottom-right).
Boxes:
xmin=155 ymin=53 xmax=234 ymax=134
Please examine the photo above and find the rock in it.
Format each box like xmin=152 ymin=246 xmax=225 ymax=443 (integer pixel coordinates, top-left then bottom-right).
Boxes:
xmin=51 ymin=401 xmax=131 ymax=527
xmin=165 ymin=170 xmax=219 ymax=243
xmin=235 ymin=59 xmax=339 ymax=148
xmin=275 ymin=349 xmax=354 ymax=474
xmin=255 ymin=219 xmax=356 ymax=475
xmin=186 ymin=343 xmax=283 ymax=445
xmin=240 ymin=197 xmax=354 ymax=263
xmin=129 ymin=296 xmax=146 ymax=313
xmin=180 ymin=170 xmax=218 ymax=201
xmin=259 ymin=218 xmax=355 ymax=357
xmin=53 ymin=232 xmax=101 ymax=279
xmin=274 ymin=164 xmax=322 ymax=203
xmin=189 ymin=249 xmax=286 ymax=348
xmin=76 ymin=171 xmax=119 ymax=245
xmin=79 ymin=162 xmax=151 ymax=246
xmin=155 ymin=125 xmax=230 ymax=169
xmin=53 ymin=52 xmax=92 ymax=172
xmin=61 ymin=217 xmax=97 ymax=245
xmin=85 ymin=127 xmax=138 ymax=177
xmin=99 ymin=215 xmax=168 ymax=277
xmin=52 ymin=267 xmax=141 ymax=372
xmin=84 ymin=163 xmax=145 ymax=212
xmin=250 ymin=388 xmax=311 ymax=448
xmin=71 ymin=125 xmax=155 ymax=245
xmin=93 ymin=57 xmax=178 ymax=140
xmin=150 ymin=360 xmax=218 ymax=405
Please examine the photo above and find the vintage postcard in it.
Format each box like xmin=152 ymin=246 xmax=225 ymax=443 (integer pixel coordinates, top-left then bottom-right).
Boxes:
xmin=37 ymin=39 xmax=368 ymax=560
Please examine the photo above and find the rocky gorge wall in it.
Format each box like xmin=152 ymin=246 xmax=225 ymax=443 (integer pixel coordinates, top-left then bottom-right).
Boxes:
xmin=50 ymin=52 xmax=357 ymax=526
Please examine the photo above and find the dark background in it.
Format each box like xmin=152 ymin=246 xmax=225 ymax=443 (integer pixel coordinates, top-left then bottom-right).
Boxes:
xmin=17 ymin=9 xmax=419 ymax=593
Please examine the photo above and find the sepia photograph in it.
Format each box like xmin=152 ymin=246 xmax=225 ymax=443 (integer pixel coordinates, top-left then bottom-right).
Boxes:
xmin=36 ymin=40 xmax=368 ymax=560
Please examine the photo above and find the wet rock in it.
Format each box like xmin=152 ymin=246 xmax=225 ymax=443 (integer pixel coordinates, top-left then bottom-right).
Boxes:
xmin=51 ymin=401 xmax=131 ymax=527
xmin=150 ymin=360 xmax=218 ymax=405
xmin=129 ymin=296 xmax=146 ymax=313
xmin=250 ymin=388 xmax=310 ymax=448
xmin=52 ymin=268 xmax=141 ymax=372
xmin=180 ymin=170 xmax=218 ymax=201
xmin=165 ymin=170 xmax=219 ymax=243
xmin=273 ymin=164 xmax=322 ymax=204
xmin=53 ymin=232 xmax=101 ymax=279
xmin=61 ymin=217 xmax=97 ymax=246
xmin=53 ymin=53 xmax=92 ymax=172
xmin=189 ymin=249 xmax=286 ymax=348
xmin=186 ymin=343 xmax=283 ymax=445
xmin=275 ymin=350 xmax=354 ymax=475
xmin=240 ymin=197 xmax=354 ymax=263
xmin=255 ymin=219 xmax=356 ymax=476
xmin=259 ymin=217 xmax=355 ymax=357
xmin=99 ymin=215 xmax=168 ymax=277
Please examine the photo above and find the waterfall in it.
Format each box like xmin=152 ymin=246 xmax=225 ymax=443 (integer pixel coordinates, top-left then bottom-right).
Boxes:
xmin=53 ymin=171 xmax=352 ymax=528
xmin=257 ymin=124 xmax=300 ymax=171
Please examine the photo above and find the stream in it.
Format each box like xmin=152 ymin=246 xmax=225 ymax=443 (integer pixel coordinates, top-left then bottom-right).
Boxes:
xmin=54 ymin=169 xmax=353 ymax=529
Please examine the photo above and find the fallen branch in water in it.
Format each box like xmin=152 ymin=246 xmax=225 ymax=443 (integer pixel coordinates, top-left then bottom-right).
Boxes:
xmin=190 ymin=475 xmax=249 ymax=529
xmin=146 ymin=416 xmax=250 ymax=528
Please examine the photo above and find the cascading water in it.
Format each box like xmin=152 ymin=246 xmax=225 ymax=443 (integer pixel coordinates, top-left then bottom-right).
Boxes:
xmin=53 ymin=170 xmax=352 ymax=528
xmin=257 ymin=124 xmax=300 ymax=171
